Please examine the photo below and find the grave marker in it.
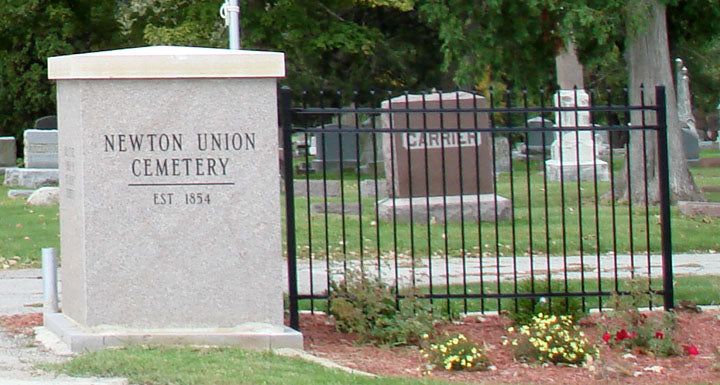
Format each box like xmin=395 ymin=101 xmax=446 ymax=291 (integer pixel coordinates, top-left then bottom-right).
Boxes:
xmin=546 ymin=43 xmax=609 ymax=181
xmin=379 ymin=92 xmax=510 ymax=223
xmin=24 ymin=129 xmax=58 ymax=169
xmin=0 ymin=137 xmax=16 ymax=169
xmin=381 ymin=92 xmax=494 ymax=198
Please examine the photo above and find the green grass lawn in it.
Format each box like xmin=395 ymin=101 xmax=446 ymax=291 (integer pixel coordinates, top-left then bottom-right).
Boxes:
xmin=290 ymin=154 xmax=720 ymax=262
xmin=1 ymin=149 xmax=719 ymax=268
xmin=50 ymin=347 xmax=459 ymax=385
xmin=0 ymin=179 xmax=59 ymax=268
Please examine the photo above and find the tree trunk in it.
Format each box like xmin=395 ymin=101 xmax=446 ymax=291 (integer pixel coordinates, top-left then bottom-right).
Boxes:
xmin=617 ymin=0 xmax=704 ymax=204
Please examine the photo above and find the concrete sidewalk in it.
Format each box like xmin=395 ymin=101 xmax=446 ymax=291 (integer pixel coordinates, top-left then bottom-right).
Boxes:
xmin=2 ymin=253 xmax=719 ymax=316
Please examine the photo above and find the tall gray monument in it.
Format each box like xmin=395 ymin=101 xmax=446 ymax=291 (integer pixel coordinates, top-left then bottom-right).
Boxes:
xmin=46 ymin=46 xmax=301 ymax=352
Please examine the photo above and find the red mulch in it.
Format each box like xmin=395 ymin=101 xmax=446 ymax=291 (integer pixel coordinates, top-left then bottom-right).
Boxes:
xmin=0 ymin=313 xmax=42 ymax=336
xmin=3 ymin=311 xmax=720 ymax=384
xmin=301 ymin=309 xmax=720 ymax=384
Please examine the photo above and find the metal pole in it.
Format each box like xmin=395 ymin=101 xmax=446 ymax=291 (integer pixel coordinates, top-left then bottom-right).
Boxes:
xmin=228 ymin=0 xmax=241 ymax=50
xmin=220 ymin=0 xmax=241 ymax=50
xmin=42 ymin=247 xmax=59 ymax=314
xmin=280 ymin=86 xmax=300 ymax=330
xmin=655 ymin=86 xmax=674 ymax=311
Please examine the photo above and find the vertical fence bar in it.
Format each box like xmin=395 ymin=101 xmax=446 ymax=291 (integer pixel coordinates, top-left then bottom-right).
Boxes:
xmin=280 ymin=86 xmax=300 ymax=330
xmin=387 ymin=90 xmax=401 ymax=307
xmin=572 ymin=87 xmax=586 ymax=311
xmin=370 ymin=91 xmax=383 ymax=280
xmin=319 ymin=92 xmax=332 ymax=313
xmin=540 ymin=89 xmax=552 ymax=299
xmin=589 ymin=88 xmax=602 ymax=311
xmin=353 ymin=92 xmax=365 ymax=275
xmin=506 ymin=89 xmax=519 ymax=312
xmin=489 ymin=88 xmax=502 ymax=311
xmin=655 ymin=86 xmax=674 ymax=310
xmin=472 ymin=92 xmax=486 ymax=313
xmin=300 ymin=91 xmax=315 ymax=313
xmin=627 ymin=87 xmax=637 ymax=280
xmin=336 ymin=91 xmax=349 ymax=279
xmin=522 ymin=90 xmax=535 ymax=300
xmin=610 ymin=89 xmax=621 ymax=293
xmin=438 ymin=91 xmax=451 ymax=313
xmin=456 ymin=90 xmax=469 ymax=313
xmin=639 ymin=88 xmax=653 ymax=307
xmin=421 ymin=92 xmax=434 ymax=307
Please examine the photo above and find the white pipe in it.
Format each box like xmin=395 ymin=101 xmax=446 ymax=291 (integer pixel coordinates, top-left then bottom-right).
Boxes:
xmin=42 ymin=247 xmax=59 ymax=314
xmin=226 ymin=0 xmax=241 ymax=50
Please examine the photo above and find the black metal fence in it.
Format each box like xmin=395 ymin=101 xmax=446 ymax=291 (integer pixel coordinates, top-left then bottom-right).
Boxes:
xmin=280 ymin=86 xmax=672 ymax=330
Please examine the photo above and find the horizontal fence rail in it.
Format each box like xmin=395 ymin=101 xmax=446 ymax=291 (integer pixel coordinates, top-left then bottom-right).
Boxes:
xmin=281 ymin=86 xmax=672 ymax=330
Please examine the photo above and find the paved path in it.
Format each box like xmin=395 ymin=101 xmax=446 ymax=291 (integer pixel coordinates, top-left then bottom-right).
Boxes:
xmin=289 ymin=253 xmax=720 ymax=294
xmin=0 ymin=253 xmax=717 ymax=384
xmin=2 ymin=253 xmax=719 ymax=315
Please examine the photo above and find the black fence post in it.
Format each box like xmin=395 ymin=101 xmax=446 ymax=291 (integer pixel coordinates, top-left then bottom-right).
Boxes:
xmin=280 ymin=86 xmax=300 ymax=330
xmin=655 ymin=86 xmax=674 ymax=311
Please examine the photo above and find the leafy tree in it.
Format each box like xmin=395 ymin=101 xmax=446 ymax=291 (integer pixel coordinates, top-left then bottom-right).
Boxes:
xmin=0 ymin=0 xmax=122 ymax=140
xmin=116 ymin=0 xmax=225 ymax=47
xmin=417 ymin=0 xmax=562 ymax=91
xmin=419 ymin=0 xmax=715 ymax=202
xmin=118 ymin=0 xmax=444 ymax=104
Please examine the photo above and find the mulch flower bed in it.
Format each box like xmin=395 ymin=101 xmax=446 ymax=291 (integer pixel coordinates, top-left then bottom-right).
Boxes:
xmin=301 ymin=309 xmax=720 ymax=384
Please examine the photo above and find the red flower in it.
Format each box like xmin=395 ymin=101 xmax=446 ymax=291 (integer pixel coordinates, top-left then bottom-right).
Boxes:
xmin=684 ymin=345 xmax=699 ymax=355
xmin=654 ymin=331 xmax=664 ymax=339
xmin=615 ymin=329 xmax=636 ymax=341
xmin=602 ymin=332 xmax=611 ymax=343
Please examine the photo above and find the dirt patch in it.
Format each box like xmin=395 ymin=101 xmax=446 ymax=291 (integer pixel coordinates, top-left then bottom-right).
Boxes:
xmin=301 ymin=310 xmax=720 ymax=384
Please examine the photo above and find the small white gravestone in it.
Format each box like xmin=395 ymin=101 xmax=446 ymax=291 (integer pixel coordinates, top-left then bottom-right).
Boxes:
xmin=46 ymin=46 xmax=301 ymax=352
xmin=24 ymin=129 xmax=58 ymax=169
xmin=546 ymin=43 xmax=609 ymax=182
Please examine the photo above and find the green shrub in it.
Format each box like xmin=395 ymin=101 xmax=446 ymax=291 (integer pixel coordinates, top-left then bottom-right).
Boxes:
xmin=506 ymin=279 xmax=585 ymax=326
xmin=328 ymin=271 xmax=439 ymax=346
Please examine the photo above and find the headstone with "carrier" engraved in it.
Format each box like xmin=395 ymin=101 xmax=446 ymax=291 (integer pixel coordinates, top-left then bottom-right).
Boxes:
xmin=381 ymin=92 xmax=495 ymax=198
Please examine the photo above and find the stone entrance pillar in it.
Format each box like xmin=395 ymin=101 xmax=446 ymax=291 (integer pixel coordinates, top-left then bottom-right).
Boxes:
xmin=46 ymin=46 xmax=301 ymax=352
